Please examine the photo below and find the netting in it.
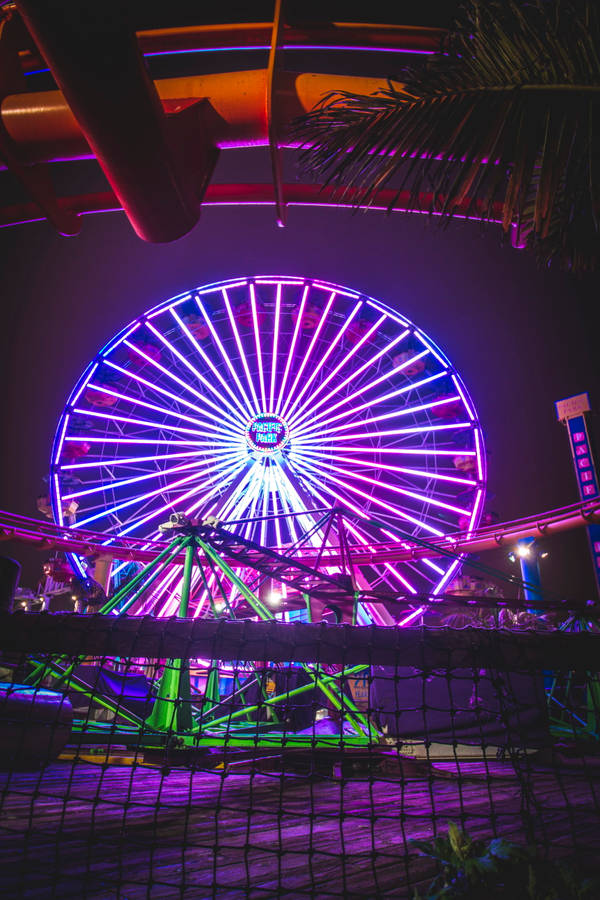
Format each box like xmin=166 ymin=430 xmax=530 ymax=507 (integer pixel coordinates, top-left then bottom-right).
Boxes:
xmin=1 ymin=612 xmax=600 ymax=899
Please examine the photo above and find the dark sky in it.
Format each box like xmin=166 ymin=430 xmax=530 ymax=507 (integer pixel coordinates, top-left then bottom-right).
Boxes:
xmin=0 ymin=1 xmax=599 ymax=600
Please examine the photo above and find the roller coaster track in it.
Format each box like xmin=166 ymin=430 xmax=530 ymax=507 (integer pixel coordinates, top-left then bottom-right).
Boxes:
xmin=1 ymin=500 xmax=599 ymax=570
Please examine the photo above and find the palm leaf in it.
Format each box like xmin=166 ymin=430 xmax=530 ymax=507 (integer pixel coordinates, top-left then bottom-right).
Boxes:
xmin=294 ymin=1 xmax=600 ymax=272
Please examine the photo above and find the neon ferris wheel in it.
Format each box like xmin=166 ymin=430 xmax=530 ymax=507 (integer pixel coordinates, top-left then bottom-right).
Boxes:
xmin=50 ymin=275 xmax=486 ymax=618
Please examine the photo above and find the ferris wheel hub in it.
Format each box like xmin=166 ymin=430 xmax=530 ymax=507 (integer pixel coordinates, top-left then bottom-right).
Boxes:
xmin=244 ymin=413 xmax=290 ymax=455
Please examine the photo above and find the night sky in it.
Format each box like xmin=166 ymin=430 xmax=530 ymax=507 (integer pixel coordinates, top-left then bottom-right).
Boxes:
xmin=0 ymin=2 xmax=599 ymax=602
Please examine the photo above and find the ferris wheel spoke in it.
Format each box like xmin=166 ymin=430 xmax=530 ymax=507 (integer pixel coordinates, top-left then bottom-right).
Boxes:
xmin=61 ymin=450 xmax=244 ymax=502
xmin=294 ymin=447 xmax=477 ymax=487
xmin=121 ymin=335 xmax=245 ymax=429
xmin=170 ymin=308 xmax=250 ymax=426
xmin=71 ymin=407 xmax=244 ymax=449
xmin=274 ymin=284 xmax=308 ymax=416
xmin=104 ymin=358 xmax=244 ymax=432
xmin=295 ymin=422 xmax=472 ymax=447
xmin=250 ymin=284 xmax=268 ymax=411
xmin=288 ymin=453 xmax=445 ymax=537
xmin=114 ymin=457 xmax=248 ymax=538
xmin=293 ymin=394 xmax=463 ymax=444
xmin=82 ymin=382 xmax=241 ymax=440
xmin=295 ymin=367 xmax=447 ymax=436
xmin=269 ymin=282 xmax=282 ymax=412
xmin=292 ymin=456 xmax=471 ymax=516
xmin=278 ymin=290 xmax=336 ymax=419
xmin=281 ymin=298 xmax=363 ymax=422
xmin=59 ymin=447 xmax=236 ymax=471
xmin=221 ymin=290 xmax=261 ymax=414
xmin=287 ymin=322 xmax=407 ymax=430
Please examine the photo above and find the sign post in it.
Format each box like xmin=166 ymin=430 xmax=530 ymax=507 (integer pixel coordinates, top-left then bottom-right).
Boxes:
xmin=555 ymin=392 xmax=600 ymax=599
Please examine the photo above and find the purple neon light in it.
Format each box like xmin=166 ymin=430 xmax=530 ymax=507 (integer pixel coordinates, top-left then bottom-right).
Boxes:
xmin=115 ymin=456 xmax=247 ymax=537
xmin=286 ymin=313 xmax=388 ymax=427
xmin=81 ymin=452 xmax=245 ymax=532
xmin=145 ymin=319 xmax=250 ymax=423
xmin=274 ymin=285 xmax=308 ymax=415
xmin=83 ymin=382 xmax=242 ymax=440
xmin=221 ymin=290 xmax=261 ymax=414
xmin=170 ymin=309 xmax=250 ymax=424
xmin=294 ymin=455 xmax=471 ymax=516
xmin=192 ymin=296 xmax=255 ymax=419
xmin=122 ymin=337 xmax=242 ymax=420
xmin=279 ymin=290 xmax=337 ymax=419
xmin=281 ymin=299 xmax=363 ymax=421
xmin=287 ymin=323 xmax=408 ymax=430
xmin=60 ymin=448 xmax=234 ymax=471
xmin=62 ymin=451 xmax=243 ymax=501
xmin=295 ymin=349 xmax=431 ymax=428
xmin=104 ymin=357 xmax=244 ymax=430
xmin=293 ymin=394 xmax=463 ymax=442
xmin=72 ymin=405 xmax=240 ymax=443
xmin=293 ymin=367 xmax=447 ymax=435
xmin=269 ymin=282 xmax=282 ymax=412
xmin=294 ymin=448 xmax=476 ymax=486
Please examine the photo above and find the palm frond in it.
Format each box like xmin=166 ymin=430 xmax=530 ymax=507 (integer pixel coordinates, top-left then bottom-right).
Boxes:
xmin=294 ymin=1 xmax=600 ymax=272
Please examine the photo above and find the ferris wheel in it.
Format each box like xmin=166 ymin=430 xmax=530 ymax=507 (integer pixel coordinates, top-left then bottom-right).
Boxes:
xmin=50 ymin=275 xmax=486 ymax=619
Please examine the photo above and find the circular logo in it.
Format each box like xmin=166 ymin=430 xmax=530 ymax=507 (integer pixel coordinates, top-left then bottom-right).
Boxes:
xmin=245 ymin=413 xmax=290 ymax=454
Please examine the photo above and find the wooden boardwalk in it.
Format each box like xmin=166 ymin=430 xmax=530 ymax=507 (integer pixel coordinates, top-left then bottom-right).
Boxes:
xmin=1 ymin=756 xmax=600 ymax=899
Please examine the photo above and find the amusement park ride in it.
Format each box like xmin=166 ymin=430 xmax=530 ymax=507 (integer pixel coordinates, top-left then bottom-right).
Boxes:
xmin=1 ymin=4 xmax=600 ymax=757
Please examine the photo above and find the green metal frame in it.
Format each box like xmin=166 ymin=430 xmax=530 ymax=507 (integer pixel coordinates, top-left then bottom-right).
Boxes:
xmin=27 ymin=527 xmax=379 ymax=751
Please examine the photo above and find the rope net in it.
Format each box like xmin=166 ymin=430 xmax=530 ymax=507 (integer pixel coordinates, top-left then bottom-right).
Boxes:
xmin=1 ymin=612 xmax=600 ymax=898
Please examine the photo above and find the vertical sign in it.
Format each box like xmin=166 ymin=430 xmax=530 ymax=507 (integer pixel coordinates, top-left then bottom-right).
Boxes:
xmin=555 ymin=393 xmax=600 ymax=598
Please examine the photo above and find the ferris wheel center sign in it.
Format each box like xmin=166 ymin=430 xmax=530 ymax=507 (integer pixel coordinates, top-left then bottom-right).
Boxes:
xmin=245 ymin=414 xmax=290 ymax=454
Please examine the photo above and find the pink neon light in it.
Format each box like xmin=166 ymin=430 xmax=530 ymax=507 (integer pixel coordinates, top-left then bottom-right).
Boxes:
xmin=193 ymin=297 xmax=256 ymax=418
xmin=84 ymin=383 xmax=241 ymax=440
xmin=286 ymin=314 xmax=387 ymax=427
xmin=297 ymin=349 xmax=432 ymax=428
xmin=397 ymin=607 xmax=424 ymax=626
xmin=269 ymin=282 xmax=282 ymax=412
xmin=60 ymin=447 xmax=234 ymax=471
xmin=275 ymin=285 xmax=308 ymax=415
xmin=72 ymin=405 xmax=235 ymax=442
xmin=221 ymin=290 xmax=261 ymax=414
xmin=288 ymin=323 xmax=408 ymax=431
xmin=280 ymin=291 xmax=337 ymax=419
xmin=122 ymin=337 xmax=239 ymax=418
xmin=170 ymin=309 xmax=250 ymax=423
xmin=473 ymin=429 xmax=485 ymax=481
xmin=282 ymin=297 xmax=363 ymax=421
xmin=295 ymin=368 xmax=447 ymax=434
xmin=300 ymin=456 xmax=471 ymax=516
xmin=250 ymin=284 xmax=268 ymax=411
xmin=293 ymin=394 xmax=463 ymax=442
xmin=294 ymin=422 xmax=472 ymax=444
xmin=323 ymin=446 xmax=476 ymax=456
xmin=105 ymin=357 xmax=244 ymax=430
xmin=295 ymin=449 xmax=476 ymax=486
xmin=62 ymin=451 xmax=244 ymax=501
